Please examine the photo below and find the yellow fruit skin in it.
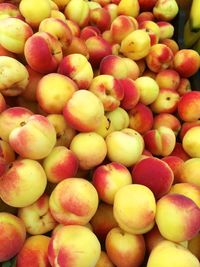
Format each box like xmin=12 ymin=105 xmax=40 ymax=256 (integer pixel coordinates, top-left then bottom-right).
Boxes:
xmin=189 ymin=0 xmax=200 ymax=31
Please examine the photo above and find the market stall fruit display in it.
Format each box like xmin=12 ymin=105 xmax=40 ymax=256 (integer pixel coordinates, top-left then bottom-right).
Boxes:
xmin=0 ymin=0 xmax=200 ymax=267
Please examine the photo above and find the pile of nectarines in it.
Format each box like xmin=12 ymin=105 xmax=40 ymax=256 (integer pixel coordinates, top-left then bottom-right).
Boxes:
xmin=0 ymin=0 xmax=200 ymax=266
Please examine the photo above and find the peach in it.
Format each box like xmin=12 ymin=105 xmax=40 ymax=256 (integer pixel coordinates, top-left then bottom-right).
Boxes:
xmin=105 ymin=227 xmax=145 ymax=267
xmin=0 ymin=44 xmax=16 ymax=58
xmin=0 ymin=140 xmax=15 ymax=164
xmin=38 ymin=18 xmax=72 ymax=53
xmin=137 ymin=11 xmax=155 ymax=23
xmin=89 ymin=7 xmax=111 ymax=32
xmin=135 ymin=76 xmax=159 ymax=105
xmin=21 ymin=66 xmax=43 ymax=102
xmin=0 ymin=56 xmax=29 ymax=96
xmin=43 ymin=146 xmax=79 ymax=183
xmin=48 ymin=225 xmax=101 ymax=267
xmin=147 ymin=240 xmax=200 ymax=267
xmin=92 ymin=161 xmax=132 ymax=204
xmin=170 ymin=142 xmax=190 ymax=161
xmin=179 ymin=121 xmax=200 ymax=141
xmin=150 ymin=89 xmax=180 ymax=114
xmin=18 ymin=193 xmax=57 ymax=235
xmin=106 ymin=128 xmax=144 ymax=167
xmin=0 ymin=92 xmax=6 ymax=113
xmin=95 ymin=251 xmax=114 ymax=267
xmin=182 ymin=126 xmax=200 ymax=158
xmin=114 ymin=184 xmax=156 ymax=234
xmin=9 ymin=114 xmax=56 ymax=160
xmin=102 ymin=30 xmax=115 ymax=44
xmin=104 ymin=3 xmax=118 ymax=22
xmin=173 ymin=49 xmax=200 ymax=78
xmin=0 ymin=212 xmax=26 ymax=262
xmin=156 ymin=69 xmax=180 ymax=91
xmin=36 ymin=73 xmax=77 ymax=114
xmin=19 ymin=0 xmax=51 ymax=28
xmin=85 ymin=35 xmax=112 ymax=68
xmin=89 ymin=74 xmax=124 ymax=111
xmin=132 ymin=157 xmax=174 ymax=199
xmin=90 ymin=202 xmax=118 ymax=243
xmin=128 ymin=103 xmax=154 ymax=134
xmin=91 ymin=0 xmax=110 ymax=6
xmin=70 ymin=132 xmax=107 ymax=170
xmin=139 ymin=20 xmax=160 ymax=45
xmin=138 ymin=0 xmax=157 ymax=11
xmin=169 ymin=183 xmax=200 ymax=208
xmin=24 ymin=32 xmax=63 ymax=74
xmin=157 ymin=21 xmax=174 ymax=40
xmin=51 ymin=0 xmax=70 ymax=10
xmin=144 ymin=225 xmax=166 ymax=254
xmin=99 ymin=55 xmax=140 ymax=80
xmin=153 ymin=0 xmax=179 ymax=21
xmin=0 ymin=107 xmax=33 ymax=142
xmin=49 ymin=178 xmax=98 ymax=225
xmin=160 ymin=38 xmax=179 ymax=55
xmin=0 ymin=3 xmax=22 ymax=20
xmin=137 ymin=58 xmax=146 ymax=76
xmin=80 ymin=25 xmax=100 ymax=41
xmin=143 ymin=126 xmax=176 ymax=157
xmin=110 ymin=15 xmax=138 ymax=44
xmin=0 ymin=159 xmax=47 ymax=207
xmin=0 ymin=157 xmax=7 ymax=177
xmin=88 ymin=1 xmax=102 ymax=10
xmin=117 ymin=0 xmax=140 ymax=18
xmin=105 ymin=107 xmax=129 ymax=131
xmin=50 ymin=9 xmax=66 ymax=21
xmin=49 ymin=1 xmax=59 ymax=10
xmin=113 ymin=42 xmax=125 ymax=56
xmin=177 ymin=158 xmax=200 ymax=186
xmin=16 ymin=235 xmax=51 ymax=267
xmin=146 ymin=44 xmax=174 ymax=73
xmin=65 ymin=19 xmax=80 ymax=37
xmin=188 ymin=233 xmax=200 ymax=260
xmin=119 ymin=78 xmax=140 ymax=110
xmin=177 ymin=91 xmax=200 ymax=122
xmin=63 ymin=90 xmax=104 ymax=132
xmin=57 ymin=54 xmax=93 ymax=89
xmin=47 ymin=114 xmax=76 ymax=147
xmin=95 ymin=115 xmax=114 ymax=138
xmin=176 ymin=78 xmax=191 ymax=96
xmin=64 ymin=0 xmax=90 ymax=28
xmin=161 ymin=156 xmax=184 ymax=183
xmin=120 ymin=29 xmax=151 ymax=60
xmin=153 ymin=113 xmax=181 ymax=136
xmin=0 ymin=17 xmax=33 ymax=54
xmin=142 ymin=69 xmax=157 ymax=79
xmin=156 ymin=193 xmax=200 ymax=242
xmin=63 ymin=36 xmax=89 ymax=58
